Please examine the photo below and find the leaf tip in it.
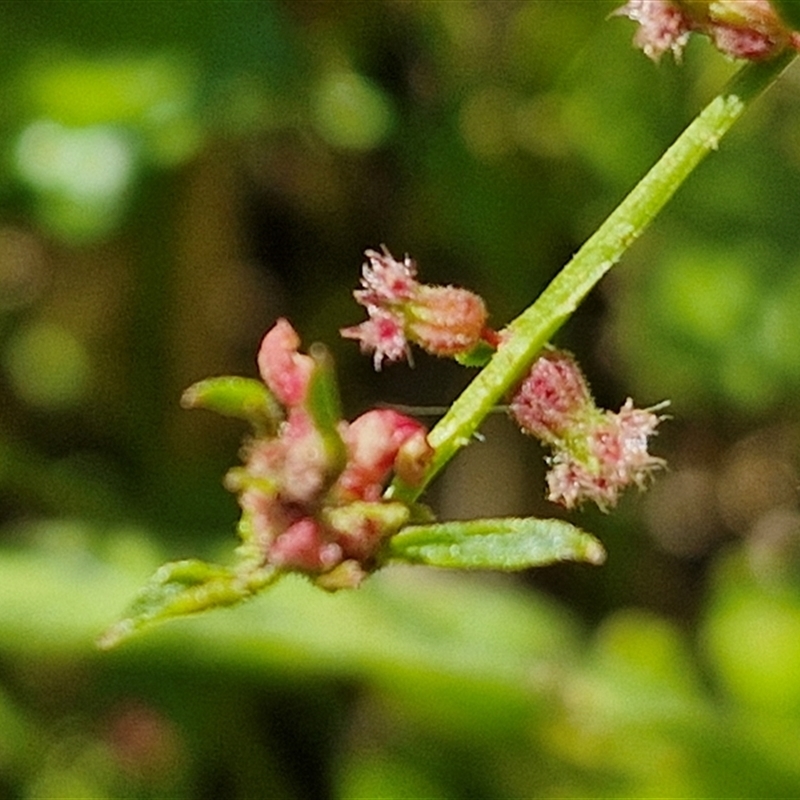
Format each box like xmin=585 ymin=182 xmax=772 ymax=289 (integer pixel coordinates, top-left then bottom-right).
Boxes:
xmin=584 ymin=538 xmax=607 ymax=566
xmin=95 ymin=618 xmax=136 ymax=651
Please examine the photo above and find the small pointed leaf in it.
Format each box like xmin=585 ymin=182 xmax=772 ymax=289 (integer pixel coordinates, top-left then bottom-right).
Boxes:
xmin=455 ymin=340 xmax=495 ymax=367
xmin=306 ymin=343 xmax=348 ymax=471
xmin=181 ymin=376 xmax=283 ymax=434
xmin=387 ymin=517 xmax=605 ymax=570
xmin=97 ymin=559 xmax=277 ymax=649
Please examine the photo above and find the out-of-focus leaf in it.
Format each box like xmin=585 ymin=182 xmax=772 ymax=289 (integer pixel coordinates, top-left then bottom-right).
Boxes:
xmin=387 ymin=517 xmax=606 ymax=570
xmin=181 ymin=376 xmax=283 ymax=434
xmin=311 ymin=70 xmax=394 ymax=150
xmin=97 ymin=558 xmax=277 ymax=650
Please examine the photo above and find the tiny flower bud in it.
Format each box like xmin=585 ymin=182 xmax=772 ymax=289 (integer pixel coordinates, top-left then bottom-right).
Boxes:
xmin=335 ymin=409 xmax=428 ymax=501
xmin=509 ymin=350 xmax=593 ymax=444
xmin=393 ymin=428 xmax=434 ymax=488
xmin=406 ymin=285 xmax=488 ymax=358
xmin=323 ymin=501 xmax=410 ymax=562
xmin=257 ymin=318 xmax=314 ymax=407
xmin=511 ymin=350 xmax=665 ymax=510
xmin=268 ymin=517 xmax=343 ymax=572
xmin=342 ymin=246 xmax=493 ymax=368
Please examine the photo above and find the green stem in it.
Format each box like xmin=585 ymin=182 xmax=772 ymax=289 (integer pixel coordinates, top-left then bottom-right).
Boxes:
xmin=388 ymin=51 xmax=796 ymax=505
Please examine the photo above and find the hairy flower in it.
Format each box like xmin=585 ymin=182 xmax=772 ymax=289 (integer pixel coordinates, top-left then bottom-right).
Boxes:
xmin=509 ymin=350 xmax=593 ymax=444
xmin=342 ymin=246 xmax=490 ymax=368
xmin=511 ymin=350 xmax=665 ymax=510
xmin=355 ymin=246 xmax=418 ymax=305
xmin=614 ymin=0 xmax=693 ymax=60
xmin=341 ymin=307 xmax=408 ymax=370
xmin=230 ymin=320 xmax=431 ymax=585
xmin=545 ymin=400 xmax=665 ymax=510
xmin=616 ymin=0 xmax=798 ymax=61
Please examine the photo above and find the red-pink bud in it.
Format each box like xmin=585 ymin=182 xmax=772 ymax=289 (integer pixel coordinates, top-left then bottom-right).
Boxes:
xmin=257 ymin=318 xmax=314 ymax=407
xmin=335 ymin=409 xmax=429 ymax=501
xmin=509 ymin=350 xmax=593 ymax=444
xmin=406 ymin=285 xmax=488 ymax=358
xmin=268 ymin=517 xmax=343 ymax=572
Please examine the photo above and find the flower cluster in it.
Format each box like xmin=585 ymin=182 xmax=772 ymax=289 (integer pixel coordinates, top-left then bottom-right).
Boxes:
xmin=341 ymin=246 xmax=491 ymax=368
xmin=616 ymin=0 xmax=800 ymax=62
xmin=509 ymin=349 xmax=665 ymax=510
xmin=228 ymin=319 xmax=432 ymax=589
xmin=341 ymin=248 xmax=666 ymax=511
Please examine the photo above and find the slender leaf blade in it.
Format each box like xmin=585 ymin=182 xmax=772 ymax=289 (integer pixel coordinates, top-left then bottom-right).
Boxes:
xmin=97 ymin=559 xmax=277 ymax=649
xmin=388 ymin=517 xmax=606 ymax=570
xmin=181 ymin=376 xmax=283 ymax=433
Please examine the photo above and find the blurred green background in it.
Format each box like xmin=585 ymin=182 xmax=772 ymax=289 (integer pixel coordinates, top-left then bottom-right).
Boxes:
xmin=2 ymin=1 xmax=800 ymax=797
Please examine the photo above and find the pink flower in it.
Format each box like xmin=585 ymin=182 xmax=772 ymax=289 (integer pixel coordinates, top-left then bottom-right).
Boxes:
xmin=545 ymin=400 xmax=665 ymax=510
xmin=509 ymin=350 xmax=593 ymax=444
xmin=341 ymin=307 xmax=408 ymax=370
xmin=341 ymin=246 xmax=490 ymax=368
xmin=227 ymin=320 xmax=432 ymax=582
xmin=614 ymin=0 xmax=692 ymax=61
xmin=355 ymin=246 xmax=418 ymax=305
xmin=511 ymin=350 xmax=665 ymax=510
xmin=616 ymin=0 xmax=797 ymax=62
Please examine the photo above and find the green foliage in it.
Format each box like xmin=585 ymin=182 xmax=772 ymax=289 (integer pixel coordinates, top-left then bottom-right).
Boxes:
xmin=181 ymin=376 xmax=284 ymax=434
xmin=96 ymin=558 xmax=278 ymax=651
xmin=388 ymin=517 xmax=605 ymax=569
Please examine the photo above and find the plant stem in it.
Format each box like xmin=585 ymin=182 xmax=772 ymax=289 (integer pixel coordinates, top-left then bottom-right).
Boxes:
xmin=388 ymin=50 xmax=796 ymax=505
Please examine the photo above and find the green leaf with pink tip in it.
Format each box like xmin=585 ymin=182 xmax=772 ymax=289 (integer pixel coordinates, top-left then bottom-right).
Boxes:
xmin=387 ymin=517 xmax=606 ymax=570
xmin=97 ymin=559 xmax=278 ymax=649
xmin=181 ymin=376 xmax=283 ymax=434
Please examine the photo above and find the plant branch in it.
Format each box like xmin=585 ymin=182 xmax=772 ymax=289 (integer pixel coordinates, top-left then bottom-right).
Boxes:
xmin=388 ymin=50 xmax=797 ymax=505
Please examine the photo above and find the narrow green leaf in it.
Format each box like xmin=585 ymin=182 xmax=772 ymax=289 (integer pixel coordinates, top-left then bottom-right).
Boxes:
xmin=307 ymin=344 xmax=344 ymax=432
xmin=387 ymin=517 xmax=606 ymax=570
xmin=97 ymin=559 xmax=278 ymax=649
xmin=306 ymin=343 xmax=348 ymax=471
xmin=181 ymin=376 xmax=283 ymax=434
